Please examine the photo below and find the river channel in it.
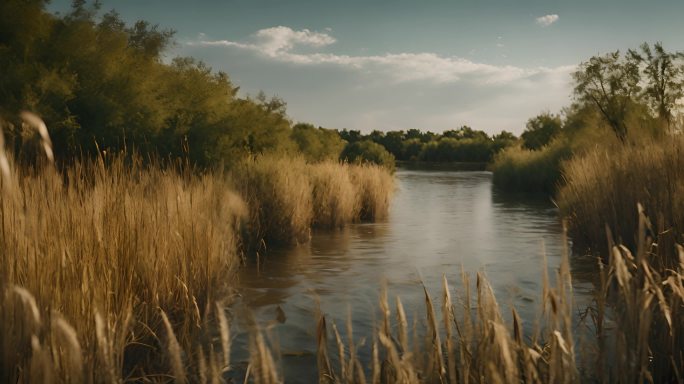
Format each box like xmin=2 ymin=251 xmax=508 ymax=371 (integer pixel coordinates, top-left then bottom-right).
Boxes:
xmin=230 ymin=168 xmax=597 ymax=382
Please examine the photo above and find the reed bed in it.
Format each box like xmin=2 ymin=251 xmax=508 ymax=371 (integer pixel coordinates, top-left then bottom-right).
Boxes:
xmin=315 ymin=243 xmax=577 ymax=384
xmin=0 ymin=153 xmax=246 ymax=382
xmin=232 ymin=156 xmax=315 ymax=249
xmin=490 ymin=139 xmax=572 ymax=195
xmin=557 ymin=137 xmax=684 ymax=262
xmin=0 ymin=114 xmax=395 ymax=382
xmin=232 ymin=156 xmax=394 ymax=251
xmin=348 ymin=164 xmax=394 ymax=221
xmin=313 ymin=210 xmax=683 ymax=383
xmin=309 ymin=162 xmax=359 ymax=229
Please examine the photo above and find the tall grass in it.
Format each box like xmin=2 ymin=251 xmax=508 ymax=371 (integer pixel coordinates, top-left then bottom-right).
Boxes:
xmin=0 ymin=153 xmax=246 ymax=382
xmin=490 ymin=138 xmax=573 ymax=195
xmin=309 ymin=162 xmax=359 ymax=229
xmin=313 ymin=211 xmax=683 ymax=383
xmin=315 ymin=240 xmax=577 ymax=384
xmin=558 ymin=137 xmax=684 ymax=261
xmin=233 ymin=156 xmax=394 ymax=252
xmin=232 ymin=156 xmax=315 ymax=249
xmin=0 ymin=114 xmax=394 ymax=382
xmin=349 ymin=163 xmax=394 ymax=221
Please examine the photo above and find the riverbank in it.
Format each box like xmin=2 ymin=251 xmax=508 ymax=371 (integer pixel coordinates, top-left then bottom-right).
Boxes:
xmin=0 ymin=154 xmax=393 ymax=382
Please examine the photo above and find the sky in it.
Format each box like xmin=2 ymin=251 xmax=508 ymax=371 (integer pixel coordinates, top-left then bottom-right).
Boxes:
xmin=49 ymin=0 xmax=684 ymax=135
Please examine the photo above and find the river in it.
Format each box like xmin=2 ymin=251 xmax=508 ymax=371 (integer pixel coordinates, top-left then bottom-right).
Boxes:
xmin=229 ymin=168 xmax=597 ymax=382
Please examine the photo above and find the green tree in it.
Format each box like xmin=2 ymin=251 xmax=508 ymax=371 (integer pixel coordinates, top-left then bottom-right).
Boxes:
xmin=340 ymin=140 xmax=395 ymax=171
xmin=291 ymin=123 xmax=346 ymax=162
xmin=521 ymin=113 xmax=562 ymax=150
xmin=573 ymin=51 xmax=641 ymax=142
xmin=628 ymin=42 xmax=684 ymax=130
xmin=338 ymin=129 xmax=362 ymax=143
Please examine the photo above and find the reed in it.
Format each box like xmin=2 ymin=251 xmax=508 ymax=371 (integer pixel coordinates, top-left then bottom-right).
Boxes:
xmin=309 ymin=211 xmax=683 ymax=383
xmin=348 ymin=163 xmax=395 ymax=221
xmin=0 ymin=149 xmax=246 ymax=381
xmin=309 ymin=162 xmax=359 ymax=229
xmin=232 ymin=156 xmax=394 ymax=252
xmin=557 ymin=137 xmax=684 ymax=261
xmin=490 ymin=139 xmax=572 ymax=195
xmin=232 ymin=155 xmax=314 ymax=250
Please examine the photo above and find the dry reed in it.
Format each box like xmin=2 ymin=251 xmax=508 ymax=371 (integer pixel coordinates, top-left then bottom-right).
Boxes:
xmin=558 ymin=137 xmax=684 ymax=263
xmin=0 ymin=148 xmax=246 ymax=381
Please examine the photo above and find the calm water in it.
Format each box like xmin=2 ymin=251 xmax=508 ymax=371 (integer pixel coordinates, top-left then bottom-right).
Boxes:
xmin=229 ymin=169 xmax=596 ymax=382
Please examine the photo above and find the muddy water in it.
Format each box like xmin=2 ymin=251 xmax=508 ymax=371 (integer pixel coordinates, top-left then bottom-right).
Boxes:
xmin=230 ymin=169 xmax=596 ymax=382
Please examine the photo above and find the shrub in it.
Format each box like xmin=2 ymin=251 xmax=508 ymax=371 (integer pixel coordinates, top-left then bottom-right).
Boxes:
xmin=340 ymin=140 xmax=396 ymax=172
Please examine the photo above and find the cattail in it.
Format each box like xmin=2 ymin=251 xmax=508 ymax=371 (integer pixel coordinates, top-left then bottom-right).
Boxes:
xmin=160 ymin=310 xmax=186 ymax=383
xmin=20 ymin=111 xmax=53 ymax=163
xmin=52 ymin=316 xmax=83 ymax=383
xmin=13 ymin=286 xmax=41 ymax=326
xmin=0 ymin=125 xmax=11 ymax=184
xmin=215 ymin=302 xmax=231 ymax=372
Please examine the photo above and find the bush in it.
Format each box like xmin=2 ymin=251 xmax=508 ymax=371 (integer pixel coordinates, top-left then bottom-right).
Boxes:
xmin=340 ymin=140 xmax=396 ymax=172
xmin=420 ymin=137 xmax=493 ymax=162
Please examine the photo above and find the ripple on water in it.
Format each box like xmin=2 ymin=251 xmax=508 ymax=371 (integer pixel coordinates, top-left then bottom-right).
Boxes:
xmin=232 ymin=168 xmax=596 ymax=382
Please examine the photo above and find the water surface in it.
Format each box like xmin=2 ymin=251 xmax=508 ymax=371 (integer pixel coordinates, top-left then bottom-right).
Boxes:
xmin=231 ymin=169 xmax=595 ymax=382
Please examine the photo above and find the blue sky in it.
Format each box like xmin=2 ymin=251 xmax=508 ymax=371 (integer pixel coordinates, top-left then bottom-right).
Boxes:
xmin=49 ymin=1 xmax=684 ymax=135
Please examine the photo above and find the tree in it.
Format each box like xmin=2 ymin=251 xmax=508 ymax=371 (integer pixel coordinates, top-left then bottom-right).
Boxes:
xmin=521 ymin=113 xmax=562 ymax=150
xmin=628 ymin=42 xmax=684 ymax=130
xmin=573 ymin=51 xmax=641 ymax=142
xmin=291 ymin=123 xmax=345 ymax=162
xmin=340 ymin=140 xmax=395 ymax=171
xmin=338 ymin=129 xmax=362 ymax=143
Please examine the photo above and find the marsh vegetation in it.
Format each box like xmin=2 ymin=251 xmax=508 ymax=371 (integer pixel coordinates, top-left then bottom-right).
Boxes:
xmin=2 ymin=1 xmax=684 ymax=383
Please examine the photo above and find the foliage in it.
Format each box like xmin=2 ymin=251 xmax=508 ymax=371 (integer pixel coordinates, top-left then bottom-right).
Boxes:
xmin=573 ymin=43 xmax=684 ymax=141
xmin=340 ymin=140 xmax=396 ymax=171
xmin=420 ymin=137 xmax=493 ymax=162
xmin=0 ymin=0 xmax=350 ymax=167
xmin=338 ymin=126 xmax=517 ymax=164
xmin=573 ymin=50 xmax=641 ymax=142
xmin=291 ymin=123 xmax=346 ymax=162
xmin=521 ymin=112 xmax=562 ymax=150
xmin=628 ymin=42 xmax=684 ymax=129
xmin=490 ymin=138 xmax=572 ymax=194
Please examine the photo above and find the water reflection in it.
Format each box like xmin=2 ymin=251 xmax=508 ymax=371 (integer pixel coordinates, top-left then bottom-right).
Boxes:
xmin=231 ymin=168 xmax=596 ymax=383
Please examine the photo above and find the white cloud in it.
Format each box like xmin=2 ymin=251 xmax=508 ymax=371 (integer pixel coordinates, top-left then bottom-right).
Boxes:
xmin=254 ymin=26 xmax=336 ymax=55
xmin=189 ymin=26 xmax=573 ymax=86
xmin=536 ymin=14 xmax=559 ymax=27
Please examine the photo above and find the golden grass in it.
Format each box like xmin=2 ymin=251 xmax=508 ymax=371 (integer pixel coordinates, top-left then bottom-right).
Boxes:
xmin=233 ymin=156 xmax=394 ymax=252
xmin=0 ymin=154 xmax=246 ymax=382
xmin=232 ymin=155 xmax=315 ymax=249
xmin=0 ymin=115 xmax=395 ymax=382
xmin=348 ymin=163 xmax=394 ymax=221
xmin=558 ymin=137 xmax=684 ymax=262
xmin=309 ymin=162 xmax=359 ymax=229
xmin=313 ymin=212 xmax=683 ymax=383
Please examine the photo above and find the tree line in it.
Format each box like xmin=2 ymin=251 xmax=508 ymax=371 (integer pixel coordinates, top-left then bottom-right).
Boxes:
xmin=0 ymin=0 xmax=524 ymax=170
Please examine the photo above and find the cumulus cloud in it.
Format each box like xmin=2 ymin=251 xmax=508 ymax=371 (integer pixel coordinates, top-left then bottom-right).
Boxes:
xmin=188 ymin=26 xmax=573 ymax=86
xmin=536 ymin=14 xmax=559 ymax=27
